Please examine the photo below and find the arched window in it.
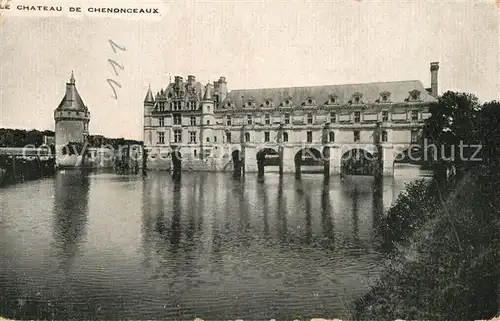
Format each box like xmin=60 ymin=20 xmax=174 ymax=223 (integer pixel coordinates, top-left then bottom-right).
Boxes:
xmin=283 ymin=132 xmax=288 ymax=142
xmin=245 ymin=132 xmax=250 ymax=143
xmin=382 ymin=131 xmax=388 ymax=142
xmin=329 ymin=131 xmax=335 ymax=142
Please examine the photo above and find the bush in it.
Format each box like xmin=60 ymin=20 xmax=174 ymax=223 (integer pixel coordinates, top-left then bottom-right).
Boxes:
xmin=354 ymin=167 xmax=500 ymax=320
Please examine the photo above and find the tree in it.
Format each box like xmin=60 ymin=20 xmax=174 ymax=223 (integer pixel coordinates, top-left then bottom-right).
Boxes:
xmin=422 ymin=91 xmax=481 ymax=175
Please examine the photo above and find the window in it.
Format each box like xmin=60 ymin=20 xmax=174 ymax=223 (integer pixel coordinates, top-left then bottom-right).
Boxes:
xmin=158 ymin=102 xmax=165 ymax=112
xmin=330 ymin=112 xmax=336 ymax=123
xmin=411 ymin=130 xmax=419 ymax=143
xmin=382 ymin=95 xmax=388 ymax=102
xmin=173 ymin=114 xmax=181 ymax=125
xmin=188 ymin=101 xmax=196 ymax=110
xmin=382 ymin=131 xmax=388 ymax=142
xmin=214 ymin=136 xmax=217 ymax=143
xmin=265 ymin=114 xmax=270 ymax=125
xmin=226 ymin=132 xmax=231 ymax=143
xmin=247 ymin=115 xmax=252 ymax=125
xmin=190 ymin=116 xmax=196 ymax=126
xmin=189 ymin=131 xmax=196 ymax=144
xmin=411 ymin=110 xmax=418 ymax=121
xmin=354 ymin=97 xmax=360 ymax=104
xmin=354 ymin=130 xmax=360 ymax=142
xmin=206 ymin=120 xmax=210 ymax=125
xmin=283 ymin=132 xmax=288 ymax=142
xmin=158 ymin=132 xmax=165 ymax=144
xmin=382 ymin=111 xmax=389 ymax=122
xmin=354 ymin=111 xmax=360 ymax=123
xmin=226 ymin=115 xmax=232 ymax=126
xmin=307 ymin=131 xmax=313 ymax=143
xmin=158 ymin=118 xmax=164 ymax=127
xmin=172 ymin=101 xmax=182 ymax=111
xmin=284 ymin=113 xmax=290 ymax=124
xmin=329 ymin=131 xmax=335 ymax=142
xmin=307 ymin=113 xmax=313 ymax=124
xmin=194 ymin=150 xmax=197 ymax=157
xmin=264 ymin=132 xmax=270 ymax=142
xmin=174 ymin=130 xmax=182 ymax=143
xmin=206 ymin=137 xmax=210 ymax=143
xmin=245 ymin=132 xmax=250 ymax=142
xmin=207 ymin=106 xmax=210 ymax=112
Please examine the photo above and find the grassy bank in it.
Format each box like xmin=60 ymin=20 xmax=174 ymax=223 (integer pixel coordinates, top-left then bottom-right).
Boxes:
xmin=353 ymin=165 xmax=500 ymax=320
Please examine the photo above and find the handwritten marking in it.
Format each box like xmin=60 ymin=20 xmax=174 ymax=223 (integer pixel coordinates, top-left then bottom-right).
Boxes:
xmin=108 ymin=59 xmax=124 ymax=76
xmin=106 ymin=78 xmax=121 ymax=100
xmin=109 ymin=39 xmax=126 ymax=54
xmin=107 ymin=39 xmax=126 ymax=99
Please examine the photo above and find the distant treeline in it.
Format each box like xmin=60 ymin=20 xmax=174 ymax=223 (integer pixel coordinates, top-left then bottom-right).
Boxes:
xmin=0 ymin=128 xmax=143 ymax=148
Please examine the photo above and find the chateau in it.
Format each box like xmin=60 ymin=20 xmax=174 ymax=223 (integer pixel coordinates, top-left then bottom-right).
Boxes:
xmin=143 ymin=62 xmax=439 ymax=176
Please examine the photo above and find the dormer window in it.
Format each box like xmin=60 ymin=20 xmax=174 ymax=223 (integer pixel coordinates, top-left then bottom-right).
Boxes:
xmin=265 ymin=100 xmax=271 ymax=106
xmin=248 ymin=101 xmax=252 ymax=107
xmin=283 ymin=98 xmax=292 ymax=106
xmin=409 ymin=90 xmax=421 ymax=101
xmin=352 ymin=92 xmax=363 ymax=104
xmin=379 ymin=91 xmax=391 ymax=103
xmin=328 ymin=94 xmax=338 ymax=104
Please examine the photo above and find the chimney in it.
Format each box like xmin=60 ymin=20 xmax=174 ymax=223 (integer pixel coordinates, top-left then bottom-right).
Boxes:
xmin=430 ymin=62 xmax=439 ymax=98
xmin=187 ymin=75 xmax=196 ymax=86
xmin=218 ymin=76 xmax=228 ymax=102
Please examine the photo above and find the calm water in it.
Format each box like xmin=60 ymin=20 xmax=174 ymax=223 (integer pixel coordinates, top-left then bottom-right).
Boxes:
xmin=0 ymin=169 xmax=427 ymax=320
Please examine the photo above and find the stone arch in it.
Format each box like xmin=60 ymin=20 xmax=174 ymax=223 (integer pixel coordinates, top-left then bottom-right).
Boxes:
xmin=294 ymin=147 xmax=325 ymax=175
xmin=256 ymin=147 xmax=280 ymax=176
xmin=232 ymin=149 xmax=243 ymax=177
xmin=341 ymin=148 xmax=376 ymax=176
xmin=171 ymin=145 xmax=182 ymax=175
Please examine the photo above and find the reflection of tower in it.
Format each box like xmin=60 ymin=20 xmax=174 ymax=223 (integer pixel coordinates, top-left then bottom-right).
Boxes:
xmin=372 ymin=177 xmax=384 ymax=231
xmin=169 ymin=179 xmax=182 ymax=253
xmin=352 ymin=185 xmax=359 ymax=241
xmin=54 ymin=72 xmax=91 ymax=168
xmin=52 ymin=170 xmax=90 ymax=269
xmin=321 ymin=179 xmax=335 ymax=248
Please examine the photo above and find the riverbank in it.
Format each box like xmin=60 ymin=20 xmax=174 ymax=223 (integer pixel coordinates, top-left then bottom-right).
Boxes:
xmin=353 ymin=164 xmax=500 ymax=320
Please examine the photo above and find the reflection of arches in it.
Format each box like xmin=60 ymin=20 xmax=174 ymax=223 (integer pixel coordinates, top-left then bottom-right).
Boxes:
xmin=256 ymin=148 xmax=280 ymax=176
xmin=341 ymin=149 xmax=375 ymax=176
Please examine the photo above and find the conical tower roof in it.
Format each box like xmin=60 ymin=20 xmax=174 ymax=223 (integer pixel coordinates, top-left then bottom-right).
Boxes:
xmin=203 ymin=83 xmax=213 ymax=100
xmin=144 ymin=85 xmax=155 ymax=103
xmin=56 ymin=72 xmax=87 ymax=111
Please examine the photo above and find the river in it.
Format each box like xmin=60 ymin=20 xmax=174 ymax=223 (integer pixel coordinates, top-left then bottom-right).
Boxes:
xmin=0 ymin=167 xmax=430 ymax=320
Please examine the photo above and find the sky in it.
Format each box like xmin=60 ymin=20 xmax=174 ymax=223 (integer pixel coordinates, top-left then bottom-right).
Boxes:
xmin=0 ymin=0 xmax=498 ymax=140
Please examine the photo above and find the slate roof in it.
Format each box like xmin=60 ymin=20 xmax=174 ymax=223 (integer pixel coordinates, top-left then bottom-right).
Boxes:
xmin=144 ymin=86 xmax=154 ymax=103
xmin=221 ymin=80 xmax=436 ymax=108
xmin=56 ymin=73 xmax=88 ymax=111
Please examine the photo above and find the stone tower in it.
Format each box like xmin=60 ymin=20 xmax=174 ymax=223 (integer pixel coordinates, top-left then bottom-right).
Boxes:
xmin=143 ymin=84 xmax=155 ymax=146
xmin=54 ymin=72 xmax=90 ymax=168
xmin=200 ymin=83 xmax=215 ymax=159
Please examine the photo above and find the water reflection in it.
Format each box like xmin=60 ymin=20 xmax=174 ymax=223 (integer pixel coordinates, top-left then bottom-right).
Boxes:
xmin=51 ymin=170 xmax=90 ymax=270
xmin=321 ymin=179 xmax=335 ymax=249
xmin=1 ymin=171 xmax=424 ymax=320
